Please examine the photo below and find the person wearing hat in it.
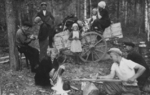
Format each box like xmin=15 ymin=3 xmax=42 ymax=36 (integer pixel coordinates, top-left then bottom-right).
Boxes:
xmin=91 ymin=1 xmax=111 ymax=32
xmin=16 ymin=21 xmax=39 ymax=72
xmin=124 ymin=42 xmax=150 ymax=90
xmin=96 ymin=48 xmax=145 ymax=95
xmin=36 ymin=2 xmax=55 ymax=62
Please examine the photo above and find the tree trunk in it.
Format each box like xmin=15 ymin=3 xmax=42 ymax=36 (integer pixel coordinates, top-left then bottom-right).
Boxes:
xmin=146 ymin=0 xmax=149 ymax=41
xmin=84 ymin=0 xmax=87 ymax=20
xmin=124 ymin=0 xmax=128 ymax=25
xmin=134 ymin=0 xmax=137 ymax=24
xmin=147 ymin=0 xmax=150 ymax=41
xmin=5 ymin=0 xmax=19 ymax=70
xmin=142 ymin=0 xmax=146 ymax=32
xmin=89 ymin=0 xmax=92 ymax=17
xmin=117 ymin=0 xmax=120 ymax=19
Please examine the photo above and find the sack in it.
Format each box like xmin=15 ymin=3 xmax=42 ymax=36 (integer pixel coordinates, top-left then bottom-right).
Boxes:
xmin=103 ymin=22 xmax=123 ymax=40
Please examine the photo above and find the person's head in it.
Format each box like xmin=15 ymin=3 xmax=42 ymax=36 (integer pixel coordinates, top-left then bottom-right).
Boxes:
xmin=22 ymin=21 xmax=32 ymax=31
xmin=98 ymin=1 xmax=106 ymax=10
xmin=41 ymin=2 xmax=47 ymax=10
xmin=107 ymin=48 xmax=122 ymax=63
xmin=50 ymin=48 xmax=58 ymax=60
xmin=124 ymin=42 xmax=135 ymax=52
xmin=34 ymin=16 xmax=43 ymax=25
xmin=92 ymin=8 xmax=97 ymax=15
xmin=72 ymin=23 xmax=79 ymax=31
xmin=77 ymin=20 xmax=84 ymax=27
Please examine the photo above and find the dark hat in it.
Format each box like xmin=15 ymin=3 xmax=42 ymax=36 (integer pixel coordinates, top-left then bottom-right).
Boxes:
xmin=124 ymin=42 xmax=135 ymax=47
xmin=41 ymin=2 xmax=47 ymax=6
xmin=22 ymin=21 xmax=32 ymax=27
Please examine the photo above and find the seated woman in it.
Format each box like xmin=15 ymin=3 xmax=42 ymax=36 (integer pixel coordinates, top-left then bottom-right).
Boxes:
xmin=91 ymin=1 xmax=111 ymax=32
xmin=34 ymin=48 xmax=65 ymax=87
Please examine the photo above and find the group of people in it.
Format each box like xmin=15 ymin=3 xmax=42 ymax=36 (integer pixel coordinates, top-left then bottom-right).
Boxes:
xmin=94 ymin=42 xmax=150 ymax=95
xmin=15 ymin=1 xmax=150 ymax=95
xmin=15 ymin=1 xmax=81 ymax=91
xmin=88 ymin=1 xmax=111 ymax=32
xmin=16 ymin=2 xmax=55 ymax=73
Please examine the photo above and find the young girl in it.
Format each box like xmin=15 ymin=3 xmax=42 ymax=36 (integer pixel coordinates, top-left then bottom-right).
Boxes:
xmin=70 ymin=23 xmax=82 ymax=64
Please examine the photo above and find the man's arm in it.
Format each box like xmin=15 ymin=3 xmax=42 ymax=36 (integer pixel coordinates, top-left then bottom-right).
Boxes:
xmin=97 ymin=70 xmax=115 ymax=79
xmin=17 ymin=31 xmax=32 ymax=45
xmin=128 ymin=64 xmax=145 ymax=82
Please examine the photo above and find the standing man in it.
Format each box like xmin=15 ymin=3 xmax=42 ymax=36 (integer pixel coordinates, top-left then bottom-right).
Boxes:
xmin=36 ymin=2 xmax=55 ymax=62
xmin=16 ymin=22 xmax=39 ymax=73
xmin=124 ymin=42 xmax=150 ymax=90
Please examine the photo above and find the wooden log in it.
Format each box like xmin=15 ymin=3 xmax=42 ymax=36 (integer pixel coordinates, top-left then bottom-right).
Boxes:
xmin=72 ymin=78 xmax=122 ymax=82
xmin=0 ymin=56 xmax=25 ymax=64
xmin=0 ymin=56 xmax=9 ymax=60
xmin=72 ymin=78 xmax=138 ymax=86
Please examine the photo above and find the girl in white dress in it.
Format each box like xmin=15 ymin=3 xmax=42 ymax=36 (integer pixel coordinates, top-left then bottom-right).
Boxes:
xmin=70 ymin=23 xmax=82 ymax=64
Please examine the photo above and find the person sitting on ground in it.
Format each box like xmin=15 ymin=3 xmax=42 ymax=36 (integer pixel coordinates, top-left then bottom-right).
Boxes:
xmin=91 ymin=1 xmax=111 ymax=32
xmin=16 ymin=21 xmax=39 ymax=73
xmin=124 ymin=41 xmax=150 ymax=90
xmin=97 ymin=48 xmax=145 ymax=95
xmin=34 ymin=47 xmax=65 ymax=87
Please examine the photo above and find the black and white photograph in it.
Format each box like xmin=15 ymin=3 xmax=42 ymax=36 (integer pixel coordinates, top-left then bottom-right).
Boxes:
xmin=0 ymin=0 xmax=150 ymax=95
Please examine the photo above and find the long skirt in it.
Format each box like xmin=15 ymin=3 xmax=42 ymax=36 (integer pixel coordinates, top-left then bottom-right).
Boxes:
xmin=39 ymin=37 xmax=49 ymax=62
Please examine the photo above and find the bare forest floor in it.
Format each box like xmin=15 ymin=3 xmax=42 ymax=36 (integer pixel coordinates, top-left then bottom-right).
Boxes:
xmin=0 ymin=27 xmax=150 ymax=95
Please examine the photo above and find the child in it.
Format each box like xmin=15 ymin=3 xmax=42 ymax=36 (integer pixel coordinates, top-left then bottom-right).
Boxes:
xmin=89 ymin=8 xmax=98 ymax=26
xmin=70 ymin=23 xmax=82 ymax=64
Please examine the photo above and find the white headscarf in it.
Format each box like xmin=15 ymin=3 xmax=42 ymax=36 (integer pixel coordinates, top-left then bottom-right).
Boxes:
xmin=72 ymin=23 xmax=78 ymax=27
xmin=98 ymin=1 xmax=106 ymax=9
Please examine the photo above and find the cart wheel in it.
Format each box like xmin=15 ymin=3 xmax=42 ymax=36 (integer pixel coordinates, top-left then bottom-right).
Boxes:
xmin=80 ymin=32 xmax=107 ymax=63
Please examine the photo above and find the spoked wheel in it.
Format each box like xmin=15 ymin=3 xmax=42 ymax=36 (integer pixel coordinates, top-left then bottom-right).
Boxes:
xmin=80 ymin=32 xmax=107 ymax=63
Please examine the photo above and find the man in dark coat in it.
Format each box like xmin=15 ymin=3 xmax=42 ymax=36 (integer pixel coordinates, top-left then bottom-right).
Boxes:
xmin=124 ymin=41 xmax=150 ymax=90
xmin=36 ymin=2 xmax=55 ymax=62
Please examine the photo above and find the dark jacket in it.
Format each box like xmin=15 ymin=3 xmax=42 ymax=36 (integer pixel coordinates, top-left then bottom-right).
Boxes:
xmin=127 ymin=50 xmax=150 ymax=88
xmin=34 ymin=56 xmax=59 ymax=87
xmin=37 ymin=10 xmax=54 ymax=26
xmin=37 ymin=11 xmax=55 ymax=41
xmin=92 ymin=8 xmax=111 ymax=31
